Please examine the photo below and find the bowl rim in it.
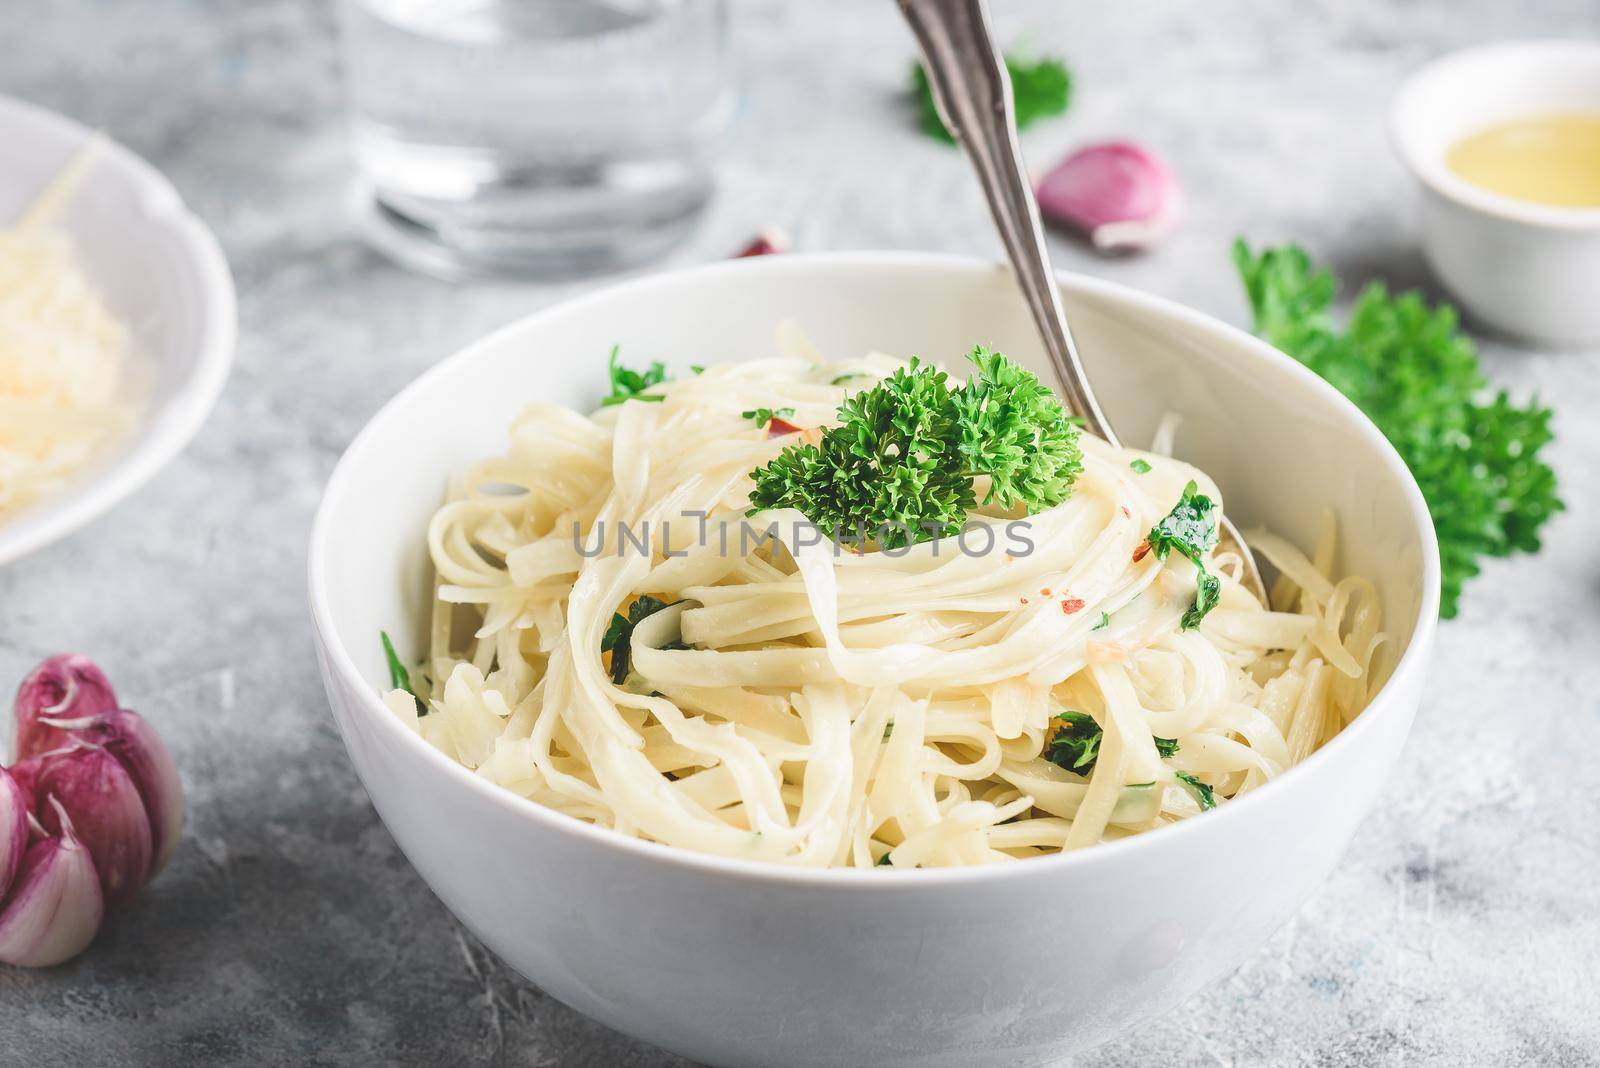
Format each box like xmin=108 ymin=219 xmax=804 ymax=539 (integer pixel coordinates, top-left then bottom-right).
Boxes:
xmin=308 ymin=250 xmax=1441 ymax=888
xmin=0 ymin=93 xmax=237 ymax=566
xmin=1390 ymin=39 xmax=1600 ymax=231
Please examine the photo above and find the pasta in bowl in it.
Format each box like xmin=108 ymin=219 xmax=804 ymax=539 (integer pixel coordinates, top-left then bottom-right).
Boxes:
xmin=385 ymin=340 xmax=1387 ymax=868
xmin=310 ymin=253 xmax=1437 ymax=1067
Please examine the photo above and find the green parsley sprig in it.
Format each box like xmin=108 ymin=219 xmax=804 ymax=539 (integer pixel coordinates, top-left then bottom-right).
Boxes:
xmin=1234 ymin=241 xmax=1562 ymax=618
xmin=1145 ymin=480 xmax=1223 ymax=630
xmin=912 ymin=53 xmax=1071 ymax=144
xmin=747 ymin=347 xmax=1083 ymax=549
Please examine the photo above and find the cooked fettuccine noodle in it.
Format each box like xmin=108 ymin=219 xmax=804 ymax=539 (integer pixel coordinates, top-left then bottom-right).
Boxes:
xmin=382 ymin=336 xmax=1387 ymax=868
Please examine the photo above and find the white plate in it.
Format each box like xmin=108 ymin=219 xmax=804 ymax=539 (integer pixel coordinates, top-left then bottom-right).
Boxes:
xmin=0 ymin=94 xmax=235 ymax=566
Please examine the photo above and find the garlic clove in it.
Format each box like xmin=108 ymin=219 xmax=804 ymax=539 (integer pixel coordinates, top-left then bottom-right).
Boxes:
xmin=52 ymin=710 xmax=183 ymax=877
xmin=0 ymin=766 xmax=25 ymax=897
xmin=5 ymin=754 xmax=51 ymax=823
xmin=3 ymin=751 xmax=68 ymax=824
xmin=0 ymin=797 xmax=103 ymax=967
xmin=1035 ymin=142 xmax=1182 ymax=253
xmin=13 ymin=655 xmax=118 ymax=760
xmin=734 ymin=228 xmax=789 ymax=258
xmin=34 ymin=745 xmax=152 ymax=910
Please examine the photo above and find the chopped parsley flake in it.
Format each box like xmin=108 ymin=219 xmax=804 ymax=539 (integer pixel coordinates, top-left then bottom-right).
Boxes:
xmin=1044 ymin=711 xmax=1102 ymax=772
xmin=1044 ymin=712 xmax=1179 ymax=776
xmin=1146 ymin=480 xmax=1222 ymax=630
xmin=1175 ymin=770 xmax=1216 ymax=810
xmin=602 ymin=345 xmax=668 ymax=406
xmin=741 ymin=406 xmax=796 ymax=426
xmin=601 ymin=595 xmax=678 ymax=685
xmin=380 ymin=630 xmax=428 ymax=715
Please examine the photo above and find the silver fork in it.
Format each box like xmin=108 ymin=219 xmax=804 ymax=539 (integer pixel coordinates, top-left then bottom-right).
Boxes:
xmin=896 ymin=0 xmax=1268 ymax=604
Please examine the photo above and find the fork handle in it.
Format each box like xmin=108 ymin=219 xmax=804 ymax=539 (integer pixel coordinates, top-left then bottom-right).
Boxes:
xmin=896 ymin=0 xmax=1118 ymax=445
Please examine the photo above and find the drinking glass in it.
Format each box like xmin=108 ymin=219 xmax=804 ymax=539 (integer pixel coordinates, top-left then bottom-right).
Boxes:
xmin=339 ymin=0 xmax=735 ymax=279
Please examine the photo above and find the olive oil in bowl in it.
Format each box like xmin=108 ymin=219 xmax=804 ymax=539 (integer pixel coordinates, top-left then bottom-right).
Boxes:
xmin=1447 ymin=113 xmax=1600 ymax=207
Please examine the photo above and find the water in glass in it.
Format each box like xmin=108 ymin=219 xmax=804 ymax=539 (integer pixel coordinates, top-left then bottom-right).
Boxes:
xmin=340 ymin=0 xmax=734 ymax=278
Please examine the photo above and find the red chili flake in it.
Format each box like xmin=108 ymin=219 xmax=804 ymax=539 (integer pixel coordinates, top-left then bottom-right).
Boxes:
xmin=1060 ymin=597 xmax=1086 ymax=615
xmin=1120 ymin=506 xmax=1131 ymax=519
xmin=1020 ymin=597 xmax=1030 ymax=605
xmin=767 ymin=416 xmax=803 ymax=438
xmin=1040 ymin=587 xmax=1052 ymax=597
xmin=734 ymin=228 xmax=790 ymax=258
xmin=1132 ymin=540 xmax=1151 ymax=563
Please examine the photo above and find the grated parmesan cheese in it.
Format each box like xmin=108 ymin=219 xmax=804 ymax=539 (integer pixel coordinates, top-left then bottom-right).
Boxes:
xmin=0 ymin=139 xmax=131 ymax=522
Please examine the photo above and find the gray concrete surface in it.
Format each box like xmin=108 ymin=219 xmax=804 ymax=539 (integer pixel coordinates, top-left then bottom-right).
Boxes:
xmin=1 ymin=1 xmax=1598 ymax=1064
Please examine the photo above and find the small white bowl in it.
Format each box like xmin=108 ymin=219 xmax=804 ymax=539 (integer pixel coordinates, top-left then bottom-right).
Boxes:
xmin=1392 ymin=41 xmax=1600 ymax=346
xmin=0 ymin=94 xmax=236 ymax=566
xmin=310 ymin=253 xmax=1439 ymax=1068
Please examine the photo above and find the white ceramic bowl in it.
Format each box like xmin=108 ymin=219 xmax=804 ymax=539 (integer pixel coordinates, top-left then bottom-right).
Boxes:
xmin=1392 ymin=41 xmax=1600 ymax=346
xmin=310 ymin=253 xmax=1439 ymax=1068
xmin=0 ymin=94 xmax=236 ymax=566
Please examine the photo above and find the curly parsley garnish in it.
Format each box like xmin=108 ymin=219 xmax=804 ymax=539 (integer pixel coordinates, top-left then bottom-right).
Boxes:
xmin=1234 ymin=240 xmax=1561 ymax=618
xmin=953 ymin=346 xmax=1085 ymax=511
xmin=602 ymin=345 xmax=668 ymax=406
xmin=1145 ymin=480 xmax=1222 ymax=631
xmin=748 ymin=346 xmax=1082 ymax=549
